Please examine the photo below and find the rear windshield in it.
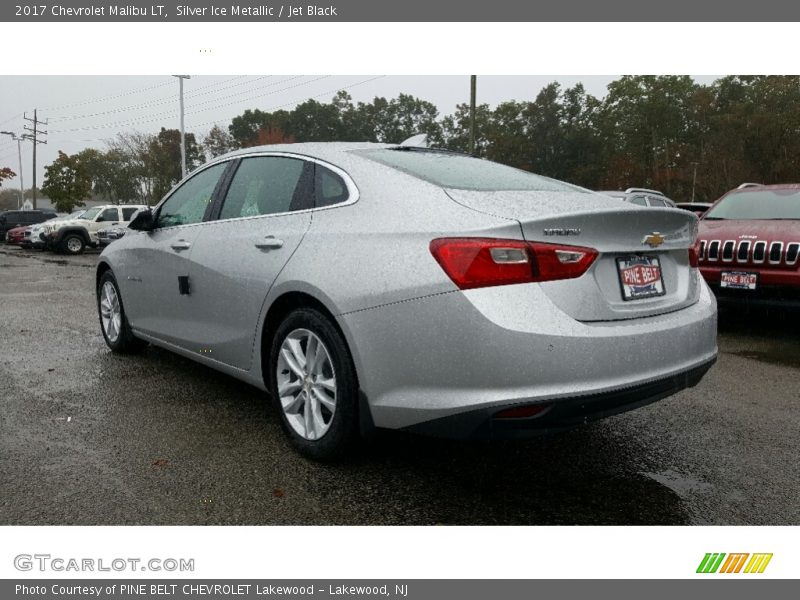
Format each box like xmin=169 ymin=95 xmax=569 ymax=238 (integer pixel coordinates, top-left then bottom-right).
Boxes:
xmin=355 ymin=149 xmax=585 ymax=193
xmin=705 ymin=189 xmax=800 ymax=220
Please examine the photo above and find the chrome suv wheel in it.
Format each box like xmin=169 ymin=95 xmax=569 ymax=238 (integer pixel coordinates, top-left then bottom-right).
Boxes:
xmin=62 ymin=234 xmax=85 ymax=255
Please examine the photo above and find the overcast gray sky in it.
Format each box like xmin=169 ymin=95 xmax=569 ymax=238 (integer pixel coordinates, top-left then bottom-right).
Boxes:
xmin=0 ymin=75 xmax=719 ymax=188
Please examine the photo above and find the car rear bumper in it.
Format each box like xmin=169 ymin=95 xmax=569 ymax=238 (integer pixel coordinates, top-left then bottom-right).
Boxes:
xmin=340 ymin=273 xmax=718 ymax=432
xmin=708 ymin=283 xmax=800 ymax=308
xmin=404 ymin=357 xmax=716 ymax=439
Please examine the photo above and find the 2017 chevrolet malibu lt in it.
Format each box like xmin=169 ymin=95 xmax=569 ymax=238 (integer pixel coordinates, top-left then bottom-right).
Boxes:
xmin=96 ymin=143 xmax=718 ymax=459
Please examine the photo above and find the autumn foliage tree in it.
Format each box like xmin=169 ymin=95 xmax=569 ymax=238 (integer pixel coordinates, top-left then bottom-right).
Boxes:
xmin=0 ymin=166 xmax=15 ymax=187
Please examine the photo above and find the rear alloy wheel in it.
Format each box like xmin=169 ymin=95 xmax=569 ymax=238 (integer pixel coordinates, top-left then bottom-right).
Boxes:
xmin=62 ymin=234 xmax=85 ymax=255
xmin=270 ymin=309 xmax=358 ymax=460
xmin=97 ymin=271 xmax=148 ymax=354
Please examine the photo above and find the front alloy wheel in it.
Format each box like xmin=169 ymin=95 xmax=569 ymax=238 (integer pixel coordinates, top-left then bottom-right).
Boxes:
xmin=99 ymin=280 xmax=122 ymax=344
xmin=96 ymin=270 xmax=148 ymax=354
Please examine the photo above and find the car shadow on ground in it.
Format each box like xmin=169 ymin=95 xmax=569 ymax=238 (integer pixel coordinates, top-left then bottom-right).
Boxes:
xmin=717 ymin=306 xmax=800 ymax=369
xmin=94 ymin=344 xmax=691 ymax=525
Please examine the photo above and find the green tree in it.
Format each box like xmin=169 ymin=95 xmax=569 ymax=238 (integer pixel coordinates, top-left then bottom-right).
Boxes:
xmin=41 ymin=151 xmax=92 ymax=213
xmin=203 ymin=124 xmax=237 ymax=159
xmin=147 ymin=128 xmax=202 ymax=200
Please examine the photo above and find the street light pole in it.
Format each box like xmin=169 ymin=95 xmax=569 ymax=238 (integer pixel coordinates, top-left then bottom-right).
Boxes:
xmin=1 ymin=131 xmax=25 ymax=209
xmin=469 ymin=75 xmax=477 ymax=156
xmin=691 ymin=161 xmax=699 ymax=202
xmin=173 ymin=75 xmax=191 ymax=178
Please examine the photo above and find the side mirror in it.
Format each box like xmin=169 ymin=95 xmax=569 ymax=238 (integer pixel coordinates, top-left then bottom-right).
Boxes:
xmin=128 ymin=208 xmax=154 ymax=231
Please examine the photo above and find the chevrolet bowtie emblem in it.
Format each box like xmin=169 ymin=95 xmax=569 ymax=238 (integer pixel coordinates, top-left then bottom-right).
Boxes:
xmin=643 ymin=232 xmax=665 ymax=248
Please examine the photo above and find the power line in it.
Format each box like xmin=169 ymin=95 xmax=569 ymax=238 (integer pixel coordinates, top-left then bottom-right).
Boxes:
xmin=46 ymin=76 xmax=386 ymax=143
xmin=48 ymin=75 xmax=263 ymax=121
xmin=49 ymin=76 xmax=323 ymax=134
xmin=40 ymin=79 xmax=174 ymax=111
xmin=0 ymin=113 xmax=22 ymax=128
xmin=187 ymin=75 xmax=386 ymax=130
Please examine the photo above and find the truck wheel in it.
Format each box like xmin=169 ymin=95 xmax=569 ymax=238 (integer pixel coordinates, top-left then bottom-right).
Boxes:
xmin=62 ymin=234 xmax=85 ymax=255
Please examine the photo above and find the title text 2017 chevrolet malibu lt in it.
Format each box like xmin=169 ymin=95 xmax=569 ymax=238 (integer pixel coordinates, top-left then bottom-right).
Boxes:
xmin=96 ymin=143 xmax=717 ymax=459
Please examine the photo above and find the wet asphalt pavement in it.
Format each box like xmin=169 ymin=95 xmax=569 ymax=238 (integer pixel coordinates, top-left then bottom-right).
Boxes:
xmin=1 ymin=245 xmax=799 ymax=525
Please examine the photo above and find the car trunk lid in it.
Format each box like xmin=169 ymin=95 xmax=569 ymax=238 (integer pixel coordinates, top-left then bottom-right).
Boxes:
xmin=445 ymin=189 xmax=701 ymax=321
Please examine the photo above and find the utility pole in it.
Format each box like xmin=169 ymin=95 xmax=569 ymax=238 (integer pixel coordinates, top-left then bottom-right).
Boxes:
xmin=0 ymin=131 xmax=25 ymax=209
xmin=173 ymin=75 xmax=191 ymax=178
xmin=469 ymin=75 xmax=477 ymax=156
xmin=23 ymin=110 xmax=47 ymax=209
xmin=691 ymin=161 xmax=700 ymax=202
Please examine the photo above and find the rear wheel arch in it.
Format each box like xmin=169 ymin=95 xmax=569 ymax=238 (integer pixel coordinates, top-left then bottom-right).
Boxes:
xmin=260 ymin=292 xmax=355 ymax=386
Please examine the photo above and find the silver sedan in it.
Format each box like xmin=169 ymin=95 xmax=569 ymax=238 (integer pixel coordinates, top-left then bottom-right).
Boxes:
xmin=96 ymin=143 xmax=717 ymax=459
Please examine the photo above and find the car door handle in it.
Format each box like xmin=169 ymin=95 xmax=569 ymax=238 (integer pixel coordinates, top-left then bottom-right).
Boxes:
xmin=254 ymin=236 xmax=284 ymax=250
xmin=170 ymin=240 xmax=192 ymax=251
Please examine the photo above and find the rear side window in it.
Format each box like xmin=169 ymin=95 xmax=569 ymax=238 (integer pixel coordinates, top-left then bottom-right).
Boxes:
xmin=355 ymin=148 xmax=584 ymax=193
xmin=98 ymin=208 xmax=119 ymax=222
xmin=219 ymin=157 xmax=309 ymax=220
xmin=648 ymin=198 xmax=667 ymax=207
xmin=121 ymin=207 xmax=138 ymax=220
xmin=315 ymin=165 xmax=349 ymax=208
xmin=629 ymin=196 xmax=648 ymax=206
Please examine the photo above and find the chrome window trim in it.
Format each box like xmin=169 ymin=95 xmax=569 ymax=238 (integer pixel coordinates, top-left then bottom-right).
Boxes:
xmin=768 ymin=241 xmax=784 ymax=265
xmin=149 ymin=152 xmax=360 ymax=231
xmin=752 ymin=241 xmax=767 ymax=264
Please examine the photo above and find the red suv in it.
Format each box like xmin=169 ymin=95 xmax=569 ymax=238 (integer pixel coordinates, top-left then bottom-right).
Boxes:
xmin=4 ymin=225 xmax=28 ymax=246
xmin=697 ymin=184 xmax=800 ymax=307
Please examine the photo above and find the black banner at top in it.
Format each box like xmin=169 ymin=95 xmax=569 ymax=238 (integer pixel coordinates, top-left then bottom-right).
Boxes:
xmin=3 ymin=0 xmax=800 ymax=22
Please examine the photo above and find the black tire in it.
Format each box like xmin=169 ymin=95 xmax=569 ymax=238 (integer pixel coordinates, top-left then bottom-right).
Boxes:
xmin=97 ymin=270 xmax=148 ymax=354
xmin=269 ymin=308 xmax=359 ymax=461
xmin=61 ymin=234 xmax=85 ymax=255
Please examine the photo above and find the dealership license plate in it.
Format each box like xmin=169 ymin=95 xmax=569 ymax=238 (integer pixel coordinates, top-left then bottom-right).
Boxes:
xmin=720 ymin=271 xmax=758 ymax=290
xmin=617 ymin=255 xmax=666 ymax=301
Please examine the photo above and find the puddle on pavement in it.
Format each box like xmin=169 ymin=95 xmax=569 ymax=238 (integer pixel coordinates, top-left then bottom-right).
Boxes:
xmin=728 ymin=349 xmax=800 ymax=369
xmin=643 ymin=469 xmax=713 ymax=497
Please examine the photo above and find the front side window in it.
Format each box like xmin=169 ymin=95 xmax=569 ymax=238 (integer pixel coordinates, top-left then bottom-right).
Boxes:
xmin=219 ymin=157 xmax=307 ymax=220
xmin=80 ymin=207 xmax=101 ymax=220
xmin=156 ymin=162 xmax=228 ymax=228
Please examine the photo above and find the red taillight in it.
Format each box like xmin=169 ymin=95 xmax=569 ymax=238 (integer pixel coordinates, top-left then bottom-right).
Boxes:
xmin=494 ymin=404 xmax=549 ymax=419
xmin=688 ymin=241 xmax=700 ymax=268
xmin=429 ymin=237 xmax=598 ymax=290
